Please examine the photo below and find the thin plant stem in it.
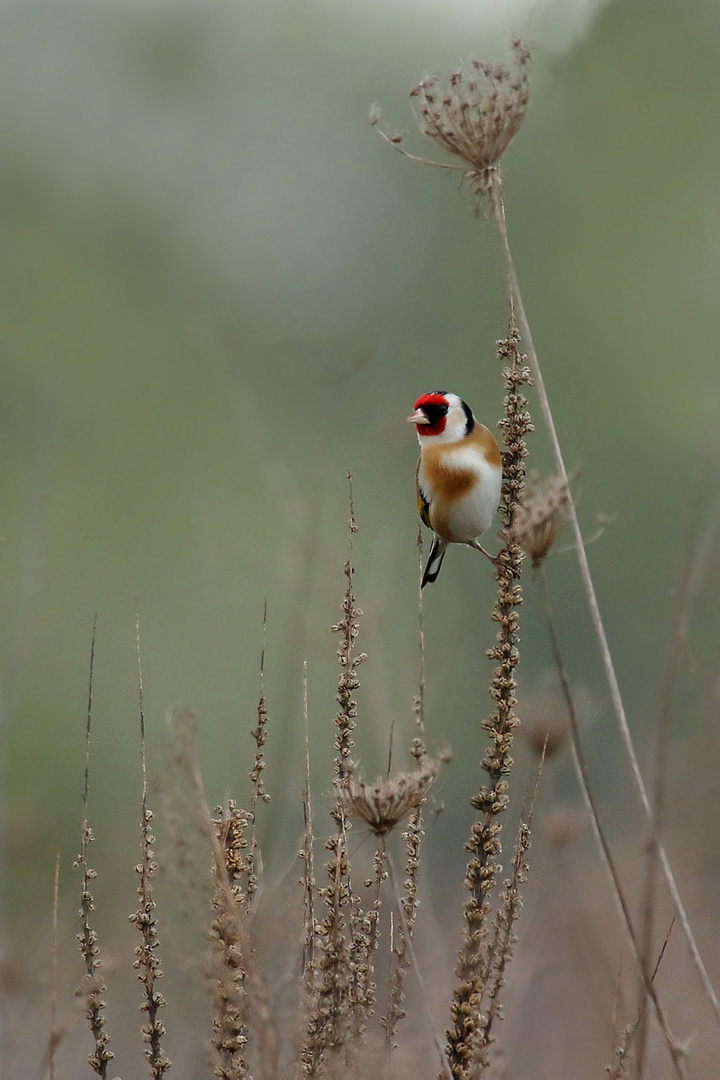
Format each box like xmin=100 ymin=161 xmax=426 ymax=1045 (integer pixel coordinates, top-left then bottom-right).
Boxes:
xmin=414 ymin=525 xmax=427 ymax=742
xmin=609 ymin=918 xmax=676 ymax=1080
xmin=480 ymin=752 xmax=543 ymax=1046
xmin=387 ymin=852 xmax=453 ymax=1080
xmin=301 ymin=661 xmax=316 ymax=994
xmin=536 ymin=566 xmax=686 ymax=1079
xmin=50 ymin=851 xmax=61 ymax=1080
xmin=76 ymin=614 xmax=114 ymax=1080
xmin=636 ymin=495 xmax=720 ymax=1079
xmin=490 ymin=186 xmax=720 ymax=1025
xmin=134 ymin=613 xmax=171 ymax=1079
xmin=248 ymin=600 xmax=271 ymax=909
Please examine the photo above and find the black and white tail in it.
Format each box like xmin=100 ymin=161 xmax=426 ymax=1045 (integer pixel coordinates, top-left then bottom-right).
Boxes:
xmin=422 ymin=536 xmax=448 ymax=588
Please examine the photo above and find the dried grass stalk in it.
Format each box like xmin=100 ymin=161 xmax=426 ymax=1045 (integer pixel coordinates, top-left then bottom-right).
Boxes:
xmin=247 ymin=601 xmax=271 ymax=908
xmin=210 ymin=802 xmax=253 ymax=1080
xmin=170 ymin=708 xmax=277 ymax=1080
xmin=300 ymin=662 xmax=317 ymax=999
xmin=383 ymin=547 xmax=431 ymax=1054
xmin=74 ymin=617 xmax=115 ymax=1079
xmin=537 ymin=568 xmax=688 ymax=1079
xmin=131 ymin=616 xmax=171 ymax=1079
xmin=300 ymin=481 xmax=367 ymax=1077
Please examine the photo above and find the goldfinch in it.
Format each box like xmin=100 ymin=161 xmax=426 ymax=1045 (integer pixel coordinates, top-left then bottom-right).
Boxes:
xmin=407 ymin=391 xmax=503 ymax=587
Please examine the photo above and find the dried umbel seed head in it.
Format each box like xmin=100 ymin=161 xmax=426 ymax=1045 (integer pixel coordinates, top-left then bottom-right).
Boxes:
xmin=510 ymin=473 xmax=571 ymax=567
xmin=410 ymin=40 xmax=530 ymax=198
xmin=337 ymin=757 xmax=442 ymax=836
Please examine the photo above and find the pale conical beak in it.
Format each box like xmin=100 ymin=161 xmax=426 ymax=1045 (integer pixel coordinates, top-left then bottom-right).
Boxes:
xmin=406 ymin=409 xmax=430 ymax=424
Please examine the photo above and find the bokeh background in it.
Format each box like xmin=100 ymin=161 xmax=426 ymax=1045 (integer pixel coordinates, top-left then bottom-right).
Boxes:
xmin=3 ymin=0 xmax=720 ymax=1075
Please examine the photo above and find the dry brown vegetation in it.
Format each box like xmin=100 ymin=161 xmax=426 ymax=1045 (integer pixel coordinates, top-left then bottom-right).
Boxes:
xmin=11 ymin=42 xmax=720 ymax=1080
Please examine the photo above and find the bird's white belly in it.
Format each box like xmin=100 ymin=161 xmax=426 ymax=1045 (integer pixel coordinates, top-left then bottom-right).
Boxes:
xmin=422 ymin=450 xmax=502 ymax=543
xmin=445 ymin=471 xmax=501 ymax=541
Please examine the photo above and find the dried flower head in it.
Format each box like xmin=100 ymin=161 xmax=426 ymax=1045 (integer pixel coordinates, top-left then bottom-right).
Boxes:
xmin=410 ymin=41 xmax=529 ymax=197
xmin=337 ymin=757 xmax=443 ymax=836
xmin=510 ymin=473 xmax=571 ymax=567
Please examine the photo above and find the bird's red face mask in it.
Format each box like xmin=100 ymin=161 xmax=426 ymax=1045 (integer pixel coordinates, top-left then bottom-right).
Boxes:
xmin=406 ymin=393 xmax=449 ymax=437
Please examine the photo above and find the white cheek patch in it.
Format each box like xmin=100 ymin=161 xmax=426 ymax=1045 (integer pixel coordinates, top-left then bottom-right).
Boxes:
xmin=416 ymin=409 xmax=467 ymax=446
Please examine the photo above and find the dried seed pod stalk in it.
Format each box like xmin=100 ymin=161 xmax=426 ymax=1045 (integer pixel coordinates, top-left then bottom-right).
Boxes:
xmin=383 ymin=562 xmax=433 ymax=1051
xmin=74 ymin=620 xmax=115 ymax=1080
xmin=301 ymin=481 xmax=367 ymax=1076
xmin=374 ymin=41 xmax=530 ymax=211
xmin=444 ymin=326 xmax=533 ymax=1079
xmin=209 ymin=801 xmax=253 ymax=1080
xmin=382 ymin=803 xmax=424 ymax=1050
xmin=131 ymin=802 xmax=171 ymax=1079
xmin=131 ymin=617 xmax=171 ymax=1079
xmin=247 ymin=602 xmax=271 ymax=908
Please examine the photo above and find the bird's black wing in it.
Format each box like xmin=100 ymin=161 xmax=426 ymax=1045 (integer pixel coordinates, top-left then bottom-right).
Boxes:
xmin=416 ymin=459 xmax=432 ymax=529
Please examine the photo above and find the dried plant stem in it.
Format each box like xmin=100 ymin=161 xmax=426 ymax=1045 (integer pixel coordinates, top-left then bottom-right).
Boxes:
xmin=49 ymin=851 xmax=61 ymax=1080
xmin=132 ymin=615 xmax=171 ymax=1079
xmin=536 ymin=566 xmax=687 ymax=1080
xmin=300 ymin=807 xmax=353 ymax=1077
xmin=180 ymin=719 xmax=278 ymax=1080
xmin=490 ymin=187 xmax=720 ymax=1024
xmin=444 ymin=324 xmax=532 ymax=1080
xmin=387 ymin=852 xmax=452 ymax=1080
xmin=480 ymin=761 xmax=542 ymax=1047
xmin=301 ymin=478 xmax=366 ymax=1076
xmin=301 ymin=662 xmax=316 ymax=996
xmin=75 ymin=615 xmax=114 ymax=1079
xmin=383 ymin=806 xmax=422 ymax=1056
xmin=636 ymin=499 xmax=720 ymax=1077
xmin=248 ymin=601 xmax=271 ymax=909
xmin=609 ymin=918 xmax=676 ymax=1080
xmin=348 ymin=839 xmax=385 ymax=1039
xmin=384 ymin=534 xmax=429 ymax=1057
xmin=413 ymin=526 xmax=427 ymax=740
xmin=210 ymin=802 xmax=253 ymax=1080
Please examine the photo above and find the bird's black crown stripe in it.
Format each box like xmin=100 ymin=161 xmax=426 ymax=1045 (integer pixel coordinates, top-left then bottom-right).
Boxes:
xmin=461 ymin=400 xmax=475 ymax=433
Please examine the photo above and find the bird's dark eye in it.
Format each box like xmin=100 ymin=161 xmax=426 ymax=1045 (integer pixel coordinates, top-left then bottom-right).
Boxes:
xmin=423 ymin=402 xmax=449 ymax=423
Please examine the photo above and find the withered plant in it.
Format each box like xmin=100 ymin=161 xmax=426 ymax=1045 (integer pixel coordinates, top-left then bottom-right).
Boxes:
xmin=31 ymin=37 xmax=720 ymax=1080
xmin=74 ymin=617 xmax=115 ymax=1080
xmin=131 ymin=616 xmax=171 ymax=1079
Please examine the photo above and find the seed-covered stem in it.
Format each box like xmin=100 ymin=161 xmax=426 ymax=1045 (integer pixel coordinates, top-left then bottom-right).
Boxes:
xmin=490 ymin=186 xmax=720 ymax=1024
xmin=444 ymin=327 xmax=532 ymax=1079
xmin=247 ymin=602 xmax=271 ymax=908
xmin=131 ymin=615 xmax=171 ymax=1079
xmin=75 ymin=616 xmax=114 ymax=1079
xmin=300 ymin=477 xmax=366 ymax=1076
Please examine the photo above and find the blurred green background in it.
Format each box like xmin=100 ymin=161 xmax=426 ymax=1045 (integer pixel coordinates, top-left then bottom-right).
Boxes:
xmin=2 ymin=0 xmax=720 ymax=1023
